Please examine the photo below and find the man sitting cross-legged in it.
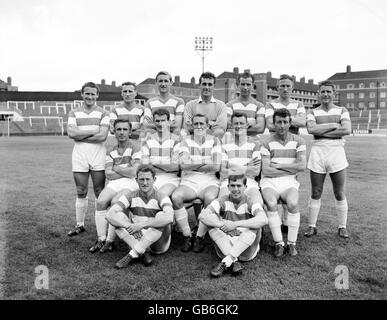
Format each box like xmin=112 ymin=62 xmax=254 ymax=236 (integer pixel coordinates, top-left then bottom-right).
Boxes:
xmin=171 ymin=114 xmax=222 ymax=253
xmin=105 ymin=165 xmax=174 ymax=269
xmin=89 ymin=119 xmax=141 ymax=253
xmin=260 ymin=108 xmax=306 ymax=257
xmin=199 ymin=174 xmax=268 ymax=278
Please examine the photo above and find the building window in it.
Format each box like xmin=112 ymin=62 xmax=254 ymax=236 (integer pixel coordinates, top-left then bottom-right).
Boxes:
xmin=381 ymin=101 xmax=386 ymax=108
xmin=358 ymin=102 xmax=365 ymax=109
xmin=347 ymin=84 xmax=354 ymax=89
xmin=346 ymin=93 xmax=354 ymax=99
xmin=359 ymin=83 xmax=364 ymax=88
xmin=335 ymin=84 xmax=340 ymax=90
xmin=359 ymin=92 xmax=364 ymax=99
xmin=370 ymin=92 xmax=376 ymax=98
xmin=380 ymin=92 xmax=386 ymax=98
xmin=369 ymin=102 xmax=375 ymax=108
xmin=381 ymin=82 xmax=386 ymax=87
xmin=370 ymin=82 xmax=376 ymax=88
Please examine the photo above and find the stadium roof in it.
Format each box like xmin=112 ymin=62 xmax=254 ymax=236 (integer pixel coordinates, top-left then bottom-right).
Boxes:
xmin=328 ymin=69 xmax=387 ymax=80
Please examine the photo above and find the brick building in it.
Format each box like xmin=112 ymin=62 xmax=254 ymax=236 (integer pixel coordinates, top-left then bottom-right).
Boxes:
xmin=0 ymin=77 xmax=18 ymax=91
xmin=327 ymin=65 xmax=387 ymax=110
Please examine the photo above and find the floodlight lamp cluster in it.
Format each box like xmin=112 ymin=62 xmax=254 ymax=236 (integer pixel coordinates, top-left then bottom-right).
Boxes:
xmin=194 ymin=37 xmax=213 ymax=51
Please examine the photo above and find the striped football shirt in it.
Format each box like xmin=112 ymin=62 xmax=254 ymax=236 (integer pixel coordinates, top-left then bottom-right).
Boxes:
xmin=144 ymin=96 xmax=185 ymax=123
xmin=307 ymin=105 xmax=350 ymax=146
xmin=106 ymin=141 xmax=141 ymax=171
xmin=117 ymin=189 xmax=173 ymax=218
xmin=260 ymin=133 xmax=306 ymax=178
xmin=179 ymin=134 xmax=222 ymax=173
xmin=109 ymin=102 xmax=145 ymax=131
xmin=141 ymin=133 xmax=180 ymax=174
xmin=265 ymin=99 xmax=306 ymax=134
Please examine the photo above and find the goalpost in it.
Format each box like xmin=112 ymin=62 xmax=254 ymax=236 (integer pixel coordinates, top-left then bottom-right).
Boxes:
xmin=7 ymin=116 xmax=64 ymax=137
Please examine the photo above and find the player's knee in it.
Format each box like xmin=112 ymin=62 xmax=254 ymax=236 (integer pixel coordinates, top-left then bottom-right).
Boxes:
xmin=333 ymin=190 xmax=346 ymax=201
xmin=96 ymin=197 xmax=109 ymax=211
xmin=311 ymin=188 xmax=323 ymax=199
xmin=265 ymin=199 xmax=278 ymax=212
xmin=76 ymin=186 xmax=88 ymax=198
xmin=171 ymin=191 xmax=184 ymax=208
xmin=286 ymin=199 xmax=298 ymax=212
xmin=203 ymin=194 xmax=217 ymax=207
xmin=93 ymin=185 xmax=104 ymax=198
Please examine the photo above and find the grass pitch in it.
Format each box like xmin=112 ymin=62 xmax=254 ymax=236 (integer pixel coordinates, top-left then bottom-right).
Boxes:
xmin=0 ymin=135 xmax=386 ymax=300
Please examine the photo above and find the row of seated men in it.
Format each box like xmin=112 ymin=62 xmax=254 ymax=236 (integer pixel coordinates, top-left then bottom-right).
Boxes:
xmin=66 ymin=75 xmax=351 ymax=278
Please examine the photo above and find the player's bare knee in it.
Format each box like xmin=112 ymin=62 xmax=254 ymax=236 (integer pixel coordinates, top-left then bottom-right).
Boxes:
xmin=171 ymin=191 xmax=184 ymax=209
xmin=286 ymin=200 xmax=298 ymax=212
xmin=333 ymin=190 xmax=346 ymax=201
xmin=311 ymin=188 xmax=323 ymax=199
xmin=96 ymin=197 xmax=109 ymax=211
xmin=265 ymin=199 xmax=278 ymax=212
xmin=76 ymin=186 xmax=88 ymax=198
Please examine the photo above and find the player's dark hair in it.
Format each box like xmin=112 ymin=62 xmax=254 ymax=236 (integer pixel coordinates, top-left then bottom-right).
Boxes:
xmin=318 ymin=80 xmax=335 ymax=90
xmin=156 ymin=71 xmax=172 ymax=82
xmin=193 ymin=113 xmax=209 ymax=124
xmin=278 ymin=74 xmax=295 ymax=83
xmin=231 ymin=112 xmax=247 ymax=122
xmin=113 ymin=119 xmax=132 ymax=130
xmin=237 ymin=71 xmax=255 ymax=85
xmin=136 ymin=164 xmax=156 ymax=178
xmin=121 ymin=81 xmax=137 ymax=90
xmin=81 ymin=82 xmax=100 ymax=94
xmin=228 ymin=174 xmax=247 ymax=186
xmin=199 ymin=71 xmax=216 ymax=85
xmin=153 ymin=108 xmax=170 ymax=120
xmin=273 ymin=108 xmax=292 ymax=123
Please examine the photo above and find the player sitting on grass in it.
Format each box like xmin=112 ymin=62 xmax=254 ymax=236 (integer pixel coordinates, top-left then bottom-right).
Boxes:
xmin=199 ymin=174 xmax=268 ymax=278
xmin=260 ymin=108 xmax=306 ymax=257
xmin=105 ymin=164 xmax=174 ymax=269
xmin=89 ymin=119 xmax=141 ymax=254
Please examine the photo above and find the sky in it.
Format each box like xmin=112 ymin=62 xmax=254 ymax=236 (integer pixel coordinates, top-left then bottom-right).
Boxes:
xmin=1 ymin=0 xmax=387 ymax=91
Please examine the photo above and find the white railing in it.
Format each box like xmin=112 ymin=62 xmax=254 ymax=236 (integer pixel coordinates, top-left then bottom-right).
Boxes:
xmin=7 ymin=116 xmax=64 ymax=136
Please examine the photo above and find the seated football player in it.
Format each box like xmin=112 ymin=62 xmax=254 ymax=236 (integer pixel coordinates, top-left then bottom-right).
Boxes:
xmin=89 ymin=119 xmax=141 ymax=253
xmin=199 ymin=174 xmax=268 ymax=278
xmin=141 ymin=109 xmax=181 ymax=198
xmin=260 ymin=108 xmax=306 ymax=257
xmin=171 ymin=114 xmax=222 ymax=253
xmin=105 ymin=165 xmax=174 ymax=269
xmin=219 ymin=113 xmax=263 ymax=208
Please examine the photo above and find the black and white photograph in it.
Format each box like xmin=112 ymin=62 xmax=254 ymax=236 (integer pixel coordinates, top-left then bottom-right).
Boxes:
xmin=0 ymin=0 xmax=386 ymax=307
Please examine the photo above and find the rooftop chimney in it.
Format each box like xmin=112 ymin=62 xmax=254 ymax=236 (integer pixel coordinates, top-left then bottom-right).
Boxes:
xmin=308 ymin=79 xmax=314 ymax=84
xmin=174 ymin=75 xmax=180 ymax=85
xmin=233 ymin=67 xmax=239 ymax=74
xmin=112 ymin=81 xmax=116 ymax=86
xmin=346 ymin=65 xmax=351 ymax=74
xmin=7 ymin=77 xmax=12 ymax=85
xmin=191 ymin=77 xmax=196 ymax=85
xmin=266 ymin=71 xmax=272 ymax=78
xmin=300 ymin=77 xmax=305 ymax=83
xmin=292 ymin=75 xmax=296 ymax=82
xmin=101 ymin=79 xmax=106 ymax=85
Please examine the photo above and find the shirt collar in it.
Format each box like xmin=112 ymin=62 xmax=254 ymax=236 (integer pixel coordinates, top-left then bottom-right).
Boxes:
xmin=198 ymin=96 xmax=216 ymax=103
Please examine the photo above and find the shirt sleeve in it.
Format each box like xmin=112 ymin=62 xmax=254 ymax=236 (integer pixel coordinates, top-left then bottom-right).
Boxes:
xmin=67 ymin=110 xmax=76 ymax=126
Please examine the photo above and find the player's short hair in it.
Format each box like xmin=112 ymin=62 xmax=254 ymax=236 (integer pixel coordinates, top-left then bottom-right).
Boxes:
xmin=231 ymin=112 xmax=247 ymax=122
xmin=153 ymin=108 xmax=170 ymax=120
xmin=136 ymin=164 xmax=156 ymax=178
xmin=121 ymin=81 xmax=137 ymax=90
xmin=193 ymin=113 xmax=209 ymax=124
xmin=199 ymin=72 xmax=216 ymax=85
xmin=155 ymin=71 xmax=172 ymax=82
xmin=273 ymin=108 xmax=292 ymax=123
xmin=318 ymin=80 xmax=335 ymax=90
xmin=237 ymin=71 xmax=255 ymax=85
xmin=113 ymin=119 xmax=131 ymax=130
xmin=277 ymin=74 xmax=294 ymax=87
xmin=228 ymin=174 xmax=247 ymax=186
xmin=81 ymin=82 xmax=100 ymax=94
